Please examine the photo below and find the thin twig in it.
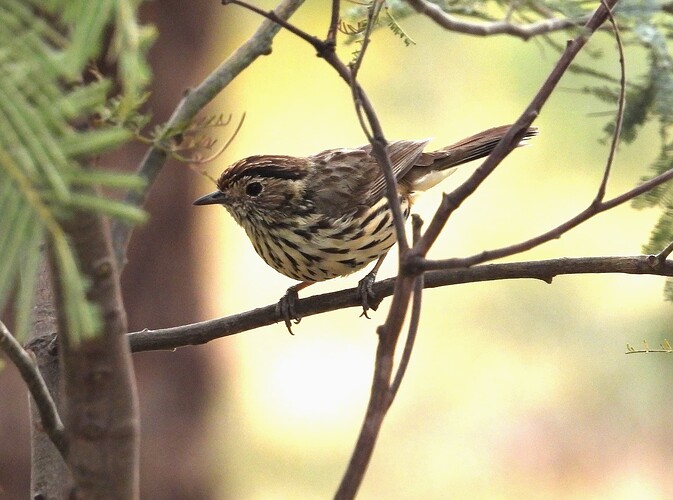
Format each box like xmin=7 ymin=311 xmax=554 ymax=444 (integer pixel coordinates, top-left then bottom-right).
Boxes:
xmin=626 ymin=339 xmax=673 ymax=354
xmin=326 ymin=0 xmax=340 ymax=43
xmin=389 ymin=215 xmax=424 ymax=401
xmin=595 ymin=1 xmax=624 ymax=202
xmin=407 ymin=0 xmax=589 ymax=40
xmin=0 ymin=321 xmax=68 ymax=458
xmin=223 ymin=0 xmax=320 ymax=47
xmin=171 ymin=113 xmax=247 ymax=165
xmin=348 ymin=2 xmax=382 ymax=141
xmin=655 ymin=240 xmax=673 ymax=262
xmin=349 ymin=0 xmax=383 ymax=78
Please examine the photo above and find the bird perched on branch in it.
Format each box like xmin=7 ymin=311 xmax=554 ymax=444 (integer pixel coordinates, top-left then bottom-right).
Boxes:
xmin=194 ymin=125 xmax=538 ymax=331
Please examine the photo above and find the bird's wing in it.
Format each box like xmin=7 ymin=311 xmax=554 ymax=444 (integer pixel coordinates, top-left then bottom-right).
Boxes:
xmin=308 ymin=139 xmax=429 ymax=217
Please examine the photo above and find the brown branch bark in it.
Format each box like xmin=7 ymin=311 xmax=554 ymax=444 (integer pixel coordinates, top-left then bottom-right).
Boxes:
xmin=52 ymin=205 xmax=139 ymax=498
xmin=390 ymin=215 xmax=425 ymax=400
xmin=127 ymin=254 xmax=673 ymax=352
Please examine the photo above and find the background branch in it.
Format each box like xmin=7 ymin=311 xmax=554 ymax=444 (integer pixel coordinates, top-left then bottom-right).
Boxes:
xmin=25 ymin=260 xmax=71 ymax=497
xmin=595 ymin=1 xmax=625 ymax=201
xmin=407 ymin=0 xmax=589 ymax=40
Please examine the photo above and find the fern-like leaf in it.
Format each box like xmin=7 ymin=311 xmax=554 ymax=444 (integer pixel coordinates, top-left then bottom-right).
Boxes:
xmin=0 ymin=0 xmax=152 ymax=341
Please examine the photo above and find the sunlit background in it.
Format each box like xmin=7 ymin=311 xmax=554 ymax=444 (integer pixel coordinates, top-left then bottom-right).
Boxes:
xmin=178 ymin=3 xmax=673 ymax=499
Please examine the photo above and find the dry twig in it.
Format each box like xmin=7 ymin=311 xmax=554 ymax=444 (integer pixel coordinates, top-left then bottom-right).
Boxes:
xmin=407 ymin=0 xmax=589 ymax=40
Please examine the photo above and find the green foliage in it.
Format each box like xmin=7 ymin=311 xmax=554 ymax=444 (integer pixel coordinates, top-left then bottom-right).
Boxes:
xmin=0 ymin=0 xmax=152 ymax=341
xmin=340 ymin=1 xmax=416 ymax=64
xmin=340 ymin=0 xmax=593 ymax=50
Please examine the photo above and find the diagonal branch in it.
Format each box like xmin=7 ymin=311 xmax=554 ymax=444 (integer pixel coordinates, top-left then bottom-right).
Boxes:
xmin=0 ymin=321 xmax=67 ymax=458
xmin=110 ymin=0 xmax=306 ymax=268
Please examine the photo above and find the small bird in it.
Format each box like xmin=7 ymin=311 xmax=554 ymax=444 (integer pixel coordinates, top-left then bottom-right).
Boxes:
xmin=194 ymin=125 xmax=537 ymax=331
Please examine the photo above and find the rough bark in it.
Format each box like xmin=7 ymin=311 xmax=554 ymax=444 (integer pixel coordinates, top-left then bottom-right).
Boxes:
xmin=26 ymin=261 xmax=71 ymax=498
xmin=52 ymin=208 xmax=139 ymax=499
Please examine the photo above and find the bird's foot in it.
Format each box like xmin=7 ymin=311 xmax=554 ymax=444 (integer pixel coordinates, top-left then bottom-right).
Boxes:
xmin=276 ymin=287 xmax=302 ymax=334
xmin=356 ymin=271 xmax=380 ymax=318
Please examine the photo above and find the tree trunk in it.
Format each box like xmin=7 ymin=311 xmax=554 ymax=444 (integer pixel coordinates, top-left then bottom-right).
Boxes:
xmin=52 ymin=208 xmax=139 ymax=498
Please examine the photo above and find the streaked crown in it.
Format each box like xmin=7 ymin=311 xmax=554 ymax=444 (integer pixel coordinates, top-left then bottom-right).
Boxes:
xmin=212 ymin=155 xmax=313 ymax=225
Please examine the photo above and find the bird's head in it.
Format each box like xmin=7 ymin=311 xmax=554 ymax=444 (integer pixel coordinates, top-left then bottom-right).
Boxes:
xmin=193 ymin=155 xmax=312 ymax=225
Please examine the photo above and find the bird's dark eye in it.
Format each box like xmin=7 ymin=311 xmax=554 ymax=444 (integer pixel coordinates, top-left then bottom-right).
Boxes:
xmin=245 ymin=181 xmax=263 ymax=197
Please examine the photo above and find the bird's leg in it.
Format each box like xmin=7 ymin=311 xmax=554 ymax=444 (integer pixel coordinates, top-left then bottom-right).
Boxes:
xmin=276 ymin=281 xmax=314 ymax=334
xmin=357 ymin=253 xmax=387 ymax=318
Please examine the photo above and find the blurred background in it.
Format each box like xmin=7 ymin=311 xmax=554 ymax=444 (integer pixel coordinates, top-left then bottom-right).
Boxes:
xmin=2 ymin=1 xmax=673 ymax=498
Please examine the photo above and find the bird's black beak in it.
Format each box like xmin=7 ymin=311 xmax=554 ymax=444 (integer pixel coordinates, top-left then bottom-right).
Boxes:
xmin=193 ymin=191 xmax=226 ymax=206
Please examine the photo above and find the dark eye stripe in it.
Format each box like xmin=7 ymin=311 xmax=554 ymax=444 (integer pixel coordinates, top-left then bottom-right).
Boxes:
xmin=233 ymin=166 xmax=306 ymax=183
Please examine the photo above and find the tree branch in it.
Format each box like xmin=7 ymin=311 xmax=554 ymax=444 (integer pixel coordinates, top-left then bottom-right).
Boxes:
xmin=111 ymin=0 xmax=307 ymax=268
xmin=128 ymin=254 xmax=673 ymax=353
xmin=26 ymin=260 xmax=71 ymax=497
xmin=407 ymin=0 xmax=590 ymax=40
xmin=390 ymin=215 xmax=425 ymax=402
xmin=0 ymin=321 xmax=67 ymax=458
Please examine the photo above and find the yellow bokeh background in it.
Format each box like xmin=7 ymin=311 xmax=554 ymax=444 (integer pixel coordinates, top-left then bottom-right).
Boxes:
xmin=190 ymin=4 xmax=673 ymax=498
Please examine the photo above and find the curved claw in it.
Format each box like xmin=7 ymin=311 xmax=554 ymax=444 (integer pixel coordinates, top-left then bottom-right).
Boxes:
xmin=356 ymin=272 xmax=378 ymax=319
xmin=276 ymin=287 xmax=302 ymax=334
